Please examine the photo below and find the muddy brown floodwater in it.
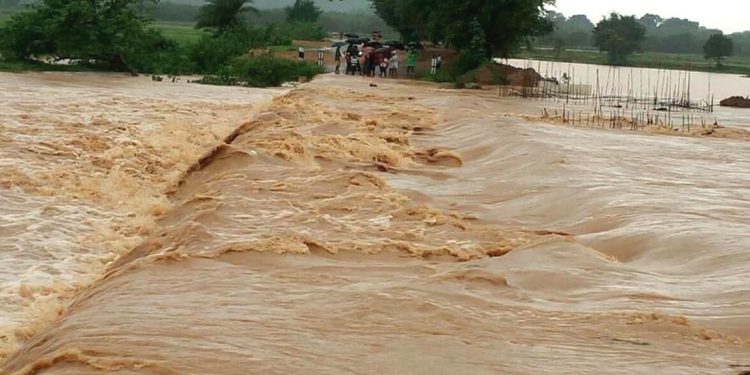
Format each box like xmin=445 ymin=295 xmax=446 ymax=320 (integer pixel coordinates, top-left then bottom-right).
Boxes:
xmin=1 ymin=72 xmax=749 ymax=374
xmin=506 ymin=58 xmax=750 ymax=129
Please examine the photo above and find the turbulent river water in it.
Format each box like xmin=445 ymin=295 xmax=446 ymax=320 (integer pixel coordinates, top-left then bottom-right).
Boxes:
xmin=1 ymin=71 xmax=749 ymax=374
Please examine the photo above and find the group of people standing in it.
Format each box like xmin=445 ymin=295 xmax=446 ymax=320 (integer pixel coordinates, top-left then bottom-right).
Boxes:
xmin=335 ymin=45 xmax=418 ymax=79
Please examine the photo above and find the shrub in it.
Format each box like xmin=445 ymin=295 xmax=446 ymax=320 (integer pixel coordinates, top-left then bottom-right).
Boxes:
xmin=126 ymin=30 xmax=194 ymax=75
xmin=258 ymin=24 xmax=293 ymax=46
xmin=420 ymin=68 xmax=455 ymax=83
xmin=448 ymin=52 xmax=483 ymax=81
xmin=419 ymin=53 xmax=483 ymax=84
xmin=189 ymin=24 xmax=295 ymax=73
xmin=0 ymin=0 xmax=164 ymax=74
xmin=191 ymin=26 xmax=251 ymax=73
xmin=199 ymin=55 xmax=323 ymax=87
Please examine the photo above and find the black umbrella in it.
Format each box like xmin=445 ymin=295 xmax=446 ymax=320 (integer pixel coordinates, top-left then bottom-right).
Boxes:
xmin=384 ymin=41 xmax=406 ymax=50
xmin=345 ymin=38 xmax=361 ymax=44
xmin=344 ymin=33 xmax=359 ymax=38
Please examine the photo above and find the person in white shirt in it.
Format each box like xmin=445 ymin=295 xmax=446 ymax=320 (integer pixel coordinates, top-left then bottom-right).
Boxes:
xmin=388 ymin=52 xmax=400 ymax=78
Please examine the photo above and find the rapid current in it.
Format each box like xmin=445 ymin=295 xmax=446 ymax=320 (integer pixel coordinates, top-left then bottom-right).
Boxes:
xmin=0 ymin=71 xmax=748 ymax=374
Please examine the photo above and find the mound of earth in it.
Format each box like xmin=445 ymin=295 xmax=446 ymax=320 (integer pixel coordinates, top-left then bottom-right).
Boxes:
xmin=469 ymin=63 xmax=543 ymax=86
xmin=720 ymin=96 xmax=750 ymax=108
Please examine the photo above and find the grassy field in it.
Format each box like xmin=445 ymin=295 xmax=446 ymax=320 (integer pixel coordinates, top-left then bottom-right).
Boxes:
xmin=516 ymin=49 xmax=750 ymax=75
xmin=150 ymin=22 xmax=207 ymax=45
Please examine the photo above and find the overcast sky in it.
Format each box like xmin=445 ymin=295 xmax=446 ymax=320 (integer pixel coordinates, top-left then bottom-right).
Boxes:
xmin=553 ymin=0 xmax=749 ymax=33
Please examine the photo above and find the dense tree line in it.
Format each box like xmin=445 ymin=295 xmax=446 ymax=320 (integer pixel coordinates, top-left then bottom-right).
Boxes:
xmin=537 ymin=11 xmax=594 ymax=48
xmin=136 ymin=1 xmax=391 ymax=35
xmin=587 ymin=13 xmax=738 ymax=65
xmin=537 ymin=11 xmax=750 ymax=57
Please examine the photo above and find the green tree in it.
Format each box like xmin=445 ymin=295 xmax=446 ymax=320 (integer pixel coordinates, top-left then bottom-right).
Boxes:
xmin=195 ymin=0 xmax=258 ymax=33
xmin=370 ymin=0 xmax=423 ymax=42
xmin=593 ymin=13 xmax=646 ymax=65
xmin=446 ymin=17 xmax=487 ymax=79
xmin=0 ymin=0 xmax=169 ymax=75
xmin=704 ymin=33 xmax=733 ymax=68
xmin=638 ymin=13 xmax=662 ymax=33
xmin=370 ymin=0 xmax=553 ymax=58
xmin=285 ymin=0 xmax=322 ymax=23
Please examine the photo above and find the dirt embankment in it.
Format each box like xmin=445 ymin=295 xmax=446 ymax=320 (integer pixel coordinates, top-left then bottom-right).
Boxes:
xmin=720 ymin=96 xmax=750 ymax=108
xmin=470 ymin=63 xmax=543 ymax=86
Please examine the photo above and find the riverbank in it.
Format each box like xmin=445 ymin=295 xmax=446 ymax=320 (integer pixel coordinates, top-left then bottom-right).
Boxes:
xmin=0 ymin=60 xmax=111 ymax=73
xmin=515 ymin=49 xmax=750 ymax=76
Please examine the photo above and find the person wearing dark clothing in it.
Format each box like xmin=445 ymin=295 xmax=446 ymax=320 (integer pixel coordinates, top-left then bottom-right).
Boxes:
xmin=379 ymin=56 xmax=388 ymax=78
xmin=362 ymin=53 xmax=369 ymax=76
xmin=346 ymin=45 xmax=359 ymax=75
xmin=367 ymin=53 xmax=377 ymax=77
xmin=350 ymin=53 xmax=361 ymax=75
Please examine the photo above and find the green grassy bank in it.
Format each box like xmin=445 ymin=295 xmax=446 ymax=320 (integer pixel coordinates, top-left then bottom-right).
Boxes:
xmin=149 ymin=22 xmax=208 ymax=45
